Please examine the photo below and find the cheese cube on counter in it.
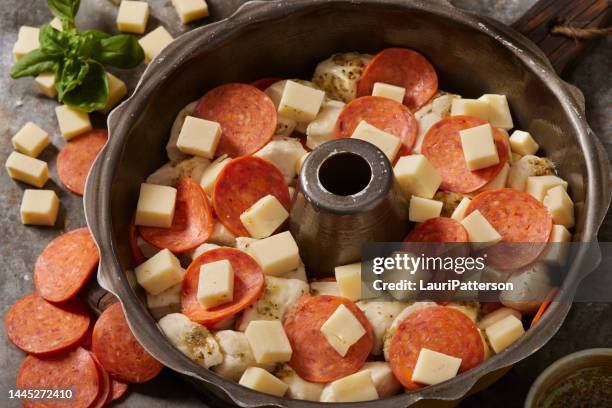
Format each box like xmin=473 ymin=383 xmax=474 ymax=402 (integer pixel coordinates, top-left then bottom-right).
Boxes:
xmin=459 ymin=124 xmax=500 ymax=171
xmin=351 ymin=121 xmax=402 ymax=162
xmin=200 ymin=155 xmax=231 ymax=195
xmin=334 ymin=263 xmax=361 ymax=302
xmin=372 ymin=82 xmax=406 ymax=104
xmin=172 ymin=0 xmax=209 ymax=23
xmin=5 ymin=152 xmax=48 ymax=188
xmin=20 ymin=190 xmax=59 ymax=226
xmin=540 ymin=224 xmax=572 ymax=265
xmin=55 ymin=105 xmax=92 ymax=140
xmin=321 ymin=304 xmax=366 ymax=357
xmin=49 ymin=17 xmax=62 ymax=31
xmin=13 ymin=26 xmax=39 ymax=60
xmin=99 ymin=73 xmax=127 ymax=114
xmin=34 ymin=72 xmax=57 ymax=98
xmin=393 ymin=155 xmax=441 ymax=199
xmin=117 ymin=0 xmax=149 ymax=34
xmin=450 ymin=99 xmax=489 ymax=120
xmin=509 ymin=130 xmax=539 ymax=156
xmin=239 ymin=367 xmax=288 ymax=397
xmin=240 ymin=194 xmax=289 ymax=239
xmin=412 ymin=348 xmax=462 ymax=386
xmin=461 ymin=210 xmax=501 ymax=244
xmin=135 ymin=249 xmax=184 ymax=295
xmin=197 ymin=260 xmax=234 ymax=309
xmin=11 ymin=122 xmax=49 ymax=157
xmin=451 ymin=197 xmax=471 ymax=221
xmin=245 ymin=320 xmax=292 ymax=364
xmin=147 ymin=283 xmax=181 ymax=319
xmin=135 ymin=183 xmax=177 ymax=228
xmin=330 ymin=370 xmax=378 ymax=402
xmin=409 ymin=196 xmax=443 ymax=223
xmin=543 ymin=185 xmax=574 ymax=228
xmin=176 ymin=116 xmax=221 ymax=158
xmin=485 ymin=314 xmax=525 ymax=353
xmin=278 ymin=80 xmax=325 ymax=123
xmin=139 ymin=26 xmax=174 ymax=63
xmin=478 ymin=94 xmax=513 ymax=130
xmin=248 ymin=231 xmax=300 ymax=276
xmin=526 ymin=175 xmax=568 ymax=202
xmin=478 ymin=307 xmax=522 ymax=330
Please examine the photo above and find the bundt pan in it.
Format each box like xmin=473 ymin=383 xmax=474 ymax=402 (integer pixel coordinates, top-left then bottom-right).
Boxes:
xmin=84 ymin=0 xmax=611 ymax=406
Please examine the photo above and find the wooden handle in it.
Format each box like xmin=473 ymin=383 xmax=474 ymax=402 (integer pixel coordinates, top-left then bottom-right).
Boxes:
xmin=512 ymin=0 xmax=612 ymax=74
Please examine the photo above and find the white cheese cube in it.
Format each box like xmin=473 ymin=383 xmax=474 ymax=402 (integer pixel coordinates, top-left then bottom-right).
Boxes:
xmin=135 ymin=183 xmax=178 ymax=228
xmin=5 ymin=151 xmax=48 ymax=188
xmin=459 ymin=124 xmax=500 ymax=171
xmin=135 ymin=248 xmax=184 ymax=295
xmin=13 ymin=26 xmax=39 ymax=60
xmin=34 ymin=72 xmax=57 ymax=98
xmin=526 ymin=175 xmax=568 ymax=202
xmin=117 ymin=0 xmax=149 ymax=34
xmin=479 ymin=162 xmax=510 ymax=191
xmin=478 ymin=94 xmax=513 ymax=130
xmin=139 ymin=26 xmax=174 ymax=63
xmin=409 ymin=196 xmax=443 ymax=223
xmin=213 ymin=330 xmax=272 ymax=381
xmin=200 ymin=155 xmax=231 ymax=195
xmin=450 ymin=99 xmax=489 ymax=120
xmin=372 ymin=82 xmax=406 ymax=104
xmin=320 ymin=304 xmax=366 ymax=357
xmin=543 ymin=185 xmax=574 ymax=228
xmin=540 ymin=224 xmax=572 ymax=265
xmin=49 ymin=17 xmax=62 ymax=31
xmin=334 ymin=263 xmax=361 ymax=302
xmin=20 ymin=189 xmax=59 ymax=226
xmin=411 ymin=348 xmax=462 ymax=386
xmin=197 ymin=259 xmax=234 ymax=308
xmin=55 ymin=105 xmax=92 ymax=140
xmin=461 ymin=210 xmax=502 ymax=244
xmin=240 ymin=194 xmax=289 ymax=239
xmin=99 ymin=73 xmax=127 ymax=114
xmin=485 ymin=314 xmax=525 ymax=353
xmin=245 ymin=320 xmax=293 ymax=364
xmin=351 ymin=120 xmax=402 ymax=162
xmin=248 ymin=231 xmax=300 ymax=276
xmin=451 ymin=197 xmax=472 ymax=221
xmin=11 ymin=122 xmax=49 ymax=157
xmin=147 ymin=283 xmax=181 ymax=319
xmin=172 ymin=0 xmax=209 ymax=23
xmin=330 ymin=370 xmax=378 ymax=402
xmin=176 ymin=116 xmax=221 ymax=158
xmin=509 ymin=130 xmax=539 ymax=156
xmin=239 ymin=367 xmax=288 ymax=397
xmin=393 ymin=154 xmax=441 ymax=199
xmin=478 ymin=307 xmax=522 ymax=330
xmin=278 ymin=80 xmax=325 ymax=123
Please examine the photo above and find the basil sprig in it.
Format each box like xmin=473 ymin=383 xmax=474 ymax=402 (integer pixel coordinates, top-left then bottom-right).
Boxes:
xmin=10 ymin=0 xmax=144 ymax=112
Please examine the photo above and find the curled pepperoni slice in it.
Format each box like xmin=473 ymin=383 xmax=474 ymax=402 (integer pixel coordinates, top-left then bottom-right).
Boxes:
xmin=56 ymin=129 xmax=108 ymax=195
xmin=108 ymin=378 xmax=129 ymax=402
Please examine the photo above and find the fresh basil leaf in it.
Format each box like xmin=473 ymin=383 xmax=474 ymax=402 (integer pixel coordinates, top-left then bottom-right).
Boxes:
xmin=61 ymin=62 xmax=109 ymax=112
xmin=56 ymin=58 xmax=89 ymax=100
xmin=48 ymin=0 xmax=80 ymax=21
xmin=39 ymin=24 xmax=69 ymax=56
xmin=93 ymin=34 xmax=144 ymax=69
xmin=10 ymin=49 xmax=58 ymax=79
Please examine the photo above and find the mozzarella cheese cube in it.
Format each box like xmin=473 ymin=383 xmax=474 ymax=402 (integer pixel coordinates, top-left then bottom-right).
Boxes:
xmin=20 ymin=189 xmax=59 ymax=226
xmin=478 ymin=307 xmax=522 ymax=330
xmin=451 ymin=197 xmax=472 ymax=221
xmin=197 ymin=259 xmax=234 ymax=308
xmin=450 ymin=99 xmax=489 ymax=120
xmin=248 ymin=231 xmax=300 ymax=276
xmin=99 ymin=73 xmax=127 ymax=114
xmin=461 ymin=210 xmax=502 ymax=244
xmin=139 ymin=26 xmax=173 ymax=63
xmin=411 ymin=348 xmax=462 ymax=386
xmin=172 ymin=0 xmax=209 ymax=23
xmin=176 ymin=116 xmax=221 ymax=158
xmin=245 ymin=320 xmax=293 ymax=364
xmin=334 ymin=263 xmax=361 ymax=301
xmin=393 ymin=155 xmax=441 ymax=199
xmin=320 ymin=304 xmax=366 ymax=357
xmin=543 ymin=185 xmax=574 ymax=228
xmin=13 ymin=26 xmax=39 ymax=60
xmin=509 ymin=130 xmax=539 ymax=156
xmin=372 ymin=82 xmax=406 ymax=104
xmin=5 ymin=151 xmax=48 ymax=188
xmin=11 ymin=122 xmax=49 ymax=157
xmin=480 ymin=162 xmax=510 ymax=192
xmin=526 ymin=175 xmax=568 ymax=202
xmin=485 ymin=314 xmax=525 ymax=353
xmin=213 ymin=330 xmax=272 ymax=381
xmin=409 ymin=196 xmax=443 ymax=223
xmin=478 ymin=94 xmax=513 ymax=130
xmin=34 ymin=72 xmax=57 ymax=98
xmin=330 ymin=370 xmax=378 ymax=402
xmin=135 ymin=183 xmax=177 ymax=228
xmin=49 ymin=17 xmax=62 ymax=31
xmin=147 ymin=283 xmax=181 ymax=319
xmin=240 ymin=194 xmax=289 ymax=239
xmin=135 ymin=249 xmax=184 ymax=295
xmin=200 ymin=155 xmax=231 ymax=195
xmin=459 ymin=124 xmax=500 ymax=171
xmin=117 ymin=0 xmax=149 ymax=34
xmin=55 ymin=105 xmax=92 ymax=140
xmin=540 ymin=224 xmax=572 ymax=265
xmin=278 ymin=80 xmax=325 ymax=123
xmin=239 ymin=367 xmax=288 ymax=397
xmin=351 ymin=121 xmax=402 ymax=162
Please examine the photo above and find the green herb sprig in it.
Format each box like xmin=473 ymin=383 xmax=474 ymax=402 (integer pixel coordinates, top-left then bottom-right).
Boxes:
xmin=10 ymin=0 xmax=144 ymax=112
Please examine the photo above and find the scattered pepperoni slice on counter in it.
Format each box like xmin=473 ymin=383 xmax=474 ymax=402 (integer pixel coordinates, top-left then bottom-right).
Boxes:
xmin=108 ymin=378 xmax=129 ymax=402
xmin=356 ymin=48 xmax=438 ymax=111
xmin=284 ymin=295 xmax=373 ymax=383
xmin=89 ymin=353 xmax=111 ymax=408
xmin=421 ymin=116 xmax=509 ymax=194
xmin=334 ymin=96 xmax=418 ymax=157
xmin=251 ymin=77 xmax=283 ymax=91
xmin=212 ymin=156 xmax=291 ymax=236
xmin=34 ymin=228 xmax=100 ymax=303
xmin=92 ymin=302 xmax=163 ymax=383
xmin=56 ymin=129 xmax=108 ymax=196
xmin=404 ymin=217 xmax=468 ymax=243
xmin=388 ymin=306 xmax=484 ymax=390
xmin=182 ymin=248 xmax=265 ymax=326
xmin=140 ymin=178 xmax=214 ymax=253
xmin=16 ymin=347 xmax=100 ymax=408
xmin=129 ymin=218 xmax=146 ymax=265
xmin=193 ymin=83 xmax=277 ymax=157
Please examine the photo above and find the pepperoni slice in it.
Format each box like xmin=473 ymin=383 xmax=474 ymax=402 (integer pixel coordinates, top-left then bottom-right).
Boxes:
xmin=56 ymin=129 xmax=108 ymax=196
xmin=251 ymin=77 xmax=283 ymax=91
xmin=356 ymin=48 xmax=438 ymax=111
xmin=182 ymin=248 xmax=265 ymax=325
xmin=89 ymin=353 xmax=111 ymax=408
xmin=388 ymin=306 xmax=484 ymax=390
xmin=212 ymin=156 xmax=290 ymax=236
xmin=16 ymin=347 xmax=100 ymax=408
xmin=284 ymin=295 xmax=373 ymax=383
xmin=194 ymin=83 xmax=277 ymax=157
xmin=92 ymin=303 xmax=163 ymax=383
xmin=140 ymin=178 xmax=213 ymax=253
xmin=334 ymin=96 xmax=418 ymax=157
xmin=34 ymin=228 xmax=100 ymax=303
xmin=5 ymin=293 xmax=90 ymax=356
xmin=108 ymin=379 xmax=129 ymax=402
xmin=404 ymin=217 xmax=468 ymax=243
xmin=422 ymin=116 xmax=509 ymax=193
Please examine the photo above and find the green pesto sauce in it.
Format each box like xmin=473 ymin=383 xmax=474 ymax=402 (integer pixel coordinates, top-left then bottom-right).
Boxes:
xmin=538 ymin=366 xmax=612 ymax=408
